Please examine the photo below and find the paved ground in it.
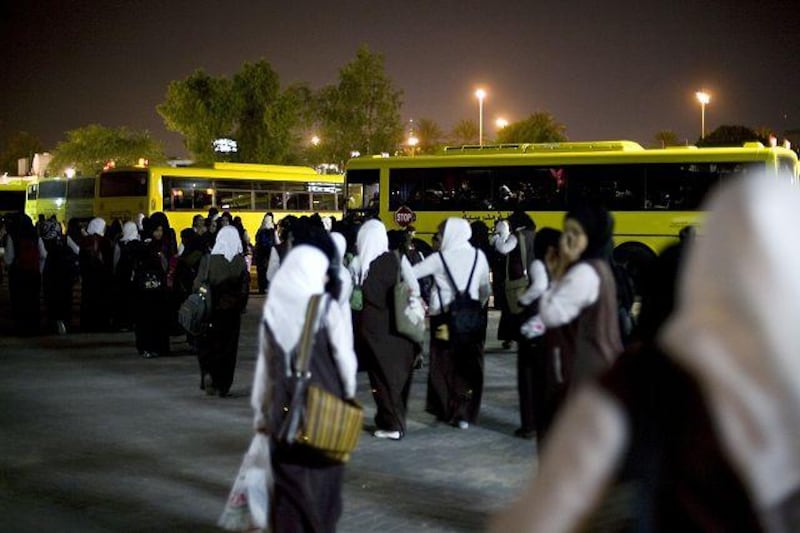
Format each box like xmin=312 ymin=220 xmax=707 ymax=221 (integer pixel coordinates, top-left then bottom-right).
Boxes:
xmin=0 ymin=282 xmax=539 ymax=532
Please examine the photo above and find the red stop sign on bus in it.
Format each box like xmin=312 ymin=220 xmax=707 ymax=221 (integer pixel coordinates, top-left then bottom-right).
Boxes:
xmin=394 ymin=206 xmax=416 ymax=227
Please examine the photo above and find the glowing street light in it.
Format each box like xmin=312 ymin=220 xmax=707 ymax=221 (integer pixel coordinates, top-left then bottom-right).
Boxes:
xmin=407 ymin=134 xmax=419 ymax=156
xmin=310 ymin=135 xmax=321 ymax=146
xmin=696 ymin=90 xmax=711 ymax=139
xmin=65 ymin=167 xmax=76 ymax=179
xmin=475 ymin=88 xmax=486 ymax=146
xmin=495 ymin=117 xmax=509 ymax=130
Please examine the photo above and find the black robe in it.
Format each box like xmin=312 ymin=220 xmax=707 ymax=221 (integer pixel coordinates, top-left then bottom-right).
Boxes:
xmin=133 ymin=241 xmax=170 ymax=356
xmin=354 ymin=252 xmax=418 ymax=434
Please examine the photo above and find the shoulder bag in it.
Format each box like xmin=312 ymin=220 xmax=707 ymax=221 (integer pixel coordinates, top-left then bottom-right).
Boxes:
xmin=393 ymin=253 xmax=426 ymax=344
xmin=178 ymin=255 xmax=212 ymax=335
xmin=276 ymin=294 xmax=363 ymax=463
xmin=504 ymin=233 xmax=528 ymax=315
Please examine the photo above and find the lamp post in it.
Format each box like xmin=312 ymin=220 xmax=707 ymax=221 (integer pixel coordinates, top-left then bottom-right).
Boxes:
xmin=695 ymin=91 xmax=711 ymax=139
xmin=407 ymin=135 xmax=419 ymax=156
xmin=475 ymin=88 xmax=486 ymax=146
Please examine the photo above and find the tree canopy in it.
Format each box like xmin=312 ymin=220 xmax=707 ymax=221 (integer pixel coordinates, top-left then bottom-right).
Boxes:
xmin=654 ymin=130 xmax=679 ymax=148
xmin=696 ymin=125 xmax=766 ymax=147
xmin=449 ymin=119 xmax=479 ymax=146
xmin=413 ymin=118 xmax=445 ymax=154
xmin=495 ymin=112 xmax=567 ymax=144
xmin=315 ymin=45 xmax=404 ymax=164
xmin=49 ymin=125 xmax=165 ymax=176
xmin=0 ymin=131 xmax=44 ymax=175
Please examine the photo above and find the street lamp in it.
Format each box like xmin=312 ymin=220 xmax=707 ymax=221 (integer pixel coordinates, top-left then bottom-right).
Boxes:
xmin=495 ymin=117 xmax=508 ymax=130
xmin=475 ymin=88 xmax=486 ymax=146
xmin=310 ymin=135 xmax=320 ymax=146
xmin=696 ymin=90 xmax=711 ymax=139
xmin=407 ymin=135 xmax=419 ymax=156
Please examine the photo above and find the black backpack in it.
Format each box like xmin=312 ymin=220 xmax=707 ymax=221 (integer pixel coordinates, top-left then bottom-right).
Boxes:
xmin=438 ymin=250 xmax=485 ymax=345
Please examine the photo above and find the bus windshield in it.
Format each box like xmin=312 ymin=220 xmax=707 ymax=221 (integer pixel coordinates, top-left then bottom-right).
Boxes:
xmin=99 ymin=170 xmax=148 ymax=197
xmin=38 ymin=180 xmax=67 ymax=199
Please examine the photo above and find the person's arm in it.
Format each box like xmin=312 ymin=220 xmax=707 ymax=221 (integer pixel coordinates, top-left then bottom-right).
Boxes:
xmin=494 ymin=233 xmax=518 ymax=255
xmin=399 ymin=255 xmax=420 ymax=296
xmin=251 ymin=323 xmax=272 ymax=433
xmin=66 ymin=235 xmax=80 ymax=255
xmin=192 ymin=255 xmax=209 ymax=291
xmin=477 ymin=251 xmax=492 ymax=306
xmin=113 ymin=243 xmax=121 ymax=273
xmin=38 ymin=237 xmax=47 ymax=273
xmin=325 ymin=301 xmax=357 ymax=398
xmin=518 ymin=259 xmax=549 ymax=306
xmin=266 ymin=247 xmax=279 ymax=282
xmin=411 ymin=252 xmax=440 ymax=279
xmin=539 ymin=262 xmax=600 ymax=328
xmin=489 ymin=385 xmax=629 ymax=533
xmin=4 ymin=236 xmax=14 ymax=266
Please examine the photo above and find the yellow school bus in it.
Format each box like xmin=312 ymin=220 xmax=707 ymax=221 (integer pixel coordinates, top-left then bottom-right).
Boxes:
xmin=0 ymin=179 xmax=30 ymax=216
xmin=96 ymin=162 xmax=344 ymax=237
xmin=27 ymin=176 xmax=96 ymax=225
xmin=345 ymin=140 xmax=798 ymax=274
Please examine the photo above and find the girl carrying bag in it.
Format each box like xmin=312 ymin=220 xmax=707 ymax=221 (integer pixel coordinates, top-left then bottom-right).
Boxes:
xmin=178 ymin=255 xmax=211 ymax=335
xmin=504 ymin=233 xmax=528 ymax=315
xmin=276 ymin=294 xmax=363 ymax=463
xmin=393 ymin=252 xmax=426 ymax=344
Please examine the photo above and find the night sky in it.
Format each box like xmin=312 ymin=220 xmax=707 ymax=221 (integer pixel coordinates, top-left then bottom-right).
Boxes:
xmin=2 ymin=0 xmax=799 ymax=158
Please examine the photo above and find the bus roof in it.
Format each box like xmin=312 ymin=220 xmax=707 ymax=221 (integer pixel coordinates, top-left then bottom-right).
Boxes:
xmin=347 ymin=141 xmax=798 ymax=168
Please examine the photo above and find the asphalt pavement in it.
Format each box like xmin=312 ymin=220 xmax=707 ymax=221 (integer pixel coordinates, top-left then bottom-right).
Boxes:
xmin=0 ymin=281 xmax=538 ymax=532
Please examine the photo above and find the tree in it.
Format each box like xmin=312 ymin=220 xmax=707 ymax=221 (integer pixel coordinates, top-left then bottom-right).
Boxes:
xmin=315 ymin=45 xmax=404 ymax=165
xmin=230 ymin=61 xmax=312 ymax=164
xmin=49 ymin=125 xmax=166 ymax=176
xmin=449 ymin=119 xmax=479 ymax=145
xmin=414 ymin=118 xmax=445 ymax=154
xmin=158 ymin=69 xmax=235 ymax=164
xmin=696 ymin=125 xmax=766 ymax=147
xmin=0 ymin=131 xmax=44 ymax=175
xmin=495 ymin=112 xmax=567 ymax=144
xmin=654 ymin=130 xmax=679 ymax=148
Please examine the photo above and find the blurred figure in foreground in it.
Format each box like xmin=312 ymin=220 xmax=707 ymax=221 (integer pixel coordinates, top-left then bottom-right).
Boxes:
xmin=491 ymin=174 xmax=800 ymax=532
xmin=252 ymin=245 xmax=357 ymax=530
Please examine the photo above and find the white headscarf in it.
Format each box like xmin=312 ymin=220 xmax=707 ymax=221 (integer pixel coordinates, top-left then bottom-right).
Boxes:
xmin=440 ymin=217 xmax=472 ymax=252
xmin=660 ymin=174 xmax=800 ymax=511
xmin=135 ymin=213 xmax=145 ymax=231
xmin=495 ymin=220 xmax=510 ymax=241
xmin=261 ymin=213 xmax=274 ymax=230
xmin=355 ymin=219 xmax=388 ymax=282
xmin=211 ymin=226 xmax=242 ymax=262
xmin=322 ymin=216 xmax=333 ymax=233
xmin=263 ymin=245 xmax=328 ymax=355
xmin=120 ymin=221 xmax=140 ymax=242
xmin=86 ymin=217 xmax=106 ymax=236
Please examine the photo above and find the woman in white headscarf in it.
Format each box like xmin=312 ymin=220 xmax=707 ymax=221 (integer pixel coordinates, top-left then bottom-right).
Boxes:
xmin=352 ymin=219 xmax=421 ymax=440
xmin=112 ymin=221 xmax=143 ymax=331
xmin=252 ymin=245 xmax=357 ymax=531
xmin=491 ymin=174 xmax=800 ymax=532
xmin=412 ymin=217 xmax=491 ymax=429
xmin=79 ymin=216 xmax=114 ymax=331
xmin=193 ymin=225 xmax=248 ymax=396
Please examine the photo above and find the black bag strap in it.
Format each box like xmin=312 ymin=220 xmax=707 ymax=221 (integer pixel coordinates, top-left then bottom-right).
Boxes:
xmin=439 ymin=249 xmax=478 ymax=297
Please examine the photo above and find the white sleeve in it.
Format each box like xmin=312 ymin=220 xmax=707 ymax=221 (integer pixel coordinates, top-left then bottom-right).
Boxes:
xmin=539 ymin=262 xmax=600 ymax=328
xmin=266 ymin=247 xmax=280 ymax=282
xmin=38 ymin=237 xmax=47 ymax=273
xmin=488 ymin=385 xmax=629 ymax=533
xmin=412 ymin=252 xmax=440 ymax=279
xmin=66 ymin=235 xmax=80 ymax=255
xmin=518 ymin=259 xmax=549 ymax=306
xmin=478 ymin=250 xmax=492 ymax=305
xmin=399 ymin=255 xmax=420 ymax=296
xmin=325 ymin=301 xmax=357 ymax=398
xmin=494 ymin=234 xmax=518 ymax=255
xmin=251 ymin=322 xmax=271 ymax=432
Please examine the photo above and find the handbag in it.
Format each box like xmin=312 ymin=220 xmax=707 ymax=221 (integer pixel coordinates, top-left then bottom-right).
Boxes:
xmin=276 ymin=294 xmax=363 ymax=463
xmin=504 ymin=233 xmax=528 ymax=315
xmin=178 ymin=255 xmax=211 ymax=335
xmin=393 ymin=253 xmax=426 ymax=344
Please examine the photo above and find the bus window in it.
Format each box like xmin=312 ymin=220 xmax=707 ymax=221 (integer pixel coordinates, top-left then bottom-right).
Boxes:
xmin=217 ymin=190 xmax=253 ymax=210
xmin=38 ymin=180 xmax=67 ymax=199
xmin=346 ymin=169 xmax=379 ymax=211
xmin=100 ymin=170 xmax=148 ymax=197
xmin=164 ymin=177 xmax=213 ymax=210
xmin=565 ymin=165 xmax=646 ymax=211
xmin=67 ymin=178 xmax=95 ymax=199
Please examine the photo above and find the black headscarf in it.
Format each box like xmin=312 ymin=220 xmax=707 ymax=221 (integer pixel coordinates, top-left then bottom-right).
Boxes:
xmin=565 ymin=205 xmax=614 ymax=260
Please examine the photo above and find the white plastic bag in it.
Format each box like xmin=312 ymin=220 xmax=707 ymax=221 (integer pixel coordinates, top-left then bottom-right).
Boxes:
xmin=520 ymin=314 xmax=546 ymax=339
xmin=218 ymin=433 xmax=272 ymax=531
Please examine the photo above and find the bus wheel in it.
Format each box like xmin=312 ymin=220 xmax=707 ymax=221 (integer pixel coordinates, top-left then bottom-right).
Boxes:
xmin=613 ymin=242 xmax=656 ymax=297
